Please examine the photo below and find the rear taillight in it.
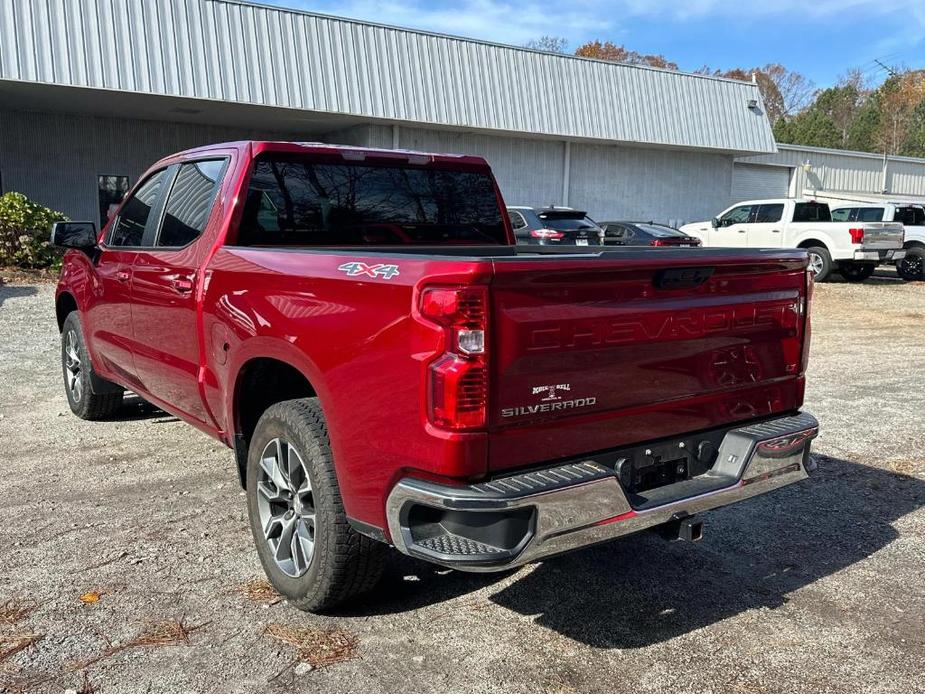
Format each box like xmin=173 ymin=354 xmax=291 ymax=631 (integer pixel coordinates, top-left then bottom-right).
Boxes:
xmin=530 ymin=229 xmax=564 ymax=240
xmin=419 ymin=286 xmax=488 ymax=430
xmin=801 ymin=268 xmax=814 ymax=373
xmin=849 ymin=227 xmax=865 ymax=244
xmin=650 ymin=239 xmax=665 ymax=246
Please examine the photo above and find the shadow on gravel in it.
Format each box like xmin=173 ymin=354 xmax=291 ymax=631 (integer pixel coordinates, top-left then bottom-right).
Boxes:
xmin=485 ymin=455 xmax=924 ymax=648
xmin=0 ymin=284 xmax=38 ymax=308
xmin=112 ymin=394 xmax=178 ymax=423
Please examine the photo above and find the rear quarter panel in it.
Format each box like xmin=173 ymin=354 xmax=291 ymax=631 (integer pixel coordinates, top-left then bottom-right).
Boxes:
xmin=202 ymin=248 xmax=491 ymax=529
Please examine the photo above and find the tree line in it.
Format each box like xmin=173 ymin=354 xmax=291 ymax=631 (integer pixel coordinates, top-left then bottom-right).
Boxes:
xmin=525 ymin=37 xmax=925 ymax=158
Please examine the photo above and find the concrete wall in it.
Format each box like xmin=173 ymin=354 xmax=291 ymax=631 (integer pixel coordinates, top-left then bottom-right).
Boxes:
xmin=0 ymin=109 xmax=295 ymax=222
xmin=0 ymin=110 xmax=742 ymax=229
xmin=569 ymin=144 xmax=734 ymax=225
xmin=396 ymin=126 xmax=736 ymax=225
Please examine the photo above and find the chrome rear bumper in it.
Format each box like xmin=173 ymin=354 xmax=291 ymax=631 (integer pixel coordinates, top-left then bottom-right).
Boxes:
xmin=385 ymin=412 xmax=819 ymax=571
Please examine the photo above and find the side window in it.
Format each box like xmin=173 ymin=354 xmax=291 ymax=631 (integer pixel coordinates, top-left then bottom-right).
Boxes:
xmin=830 ymin=208 xmax=851 ymax=222
xmin=109 ymin=169 xmax=168 ymax=247
xmin=507 ymin=211 xmax=527 ymax=230
xmin=754 ymin=204 xmax=784 ymax=223
xmin=719 ymin=205 xmax=754 ymax=226
xmin=157 ymin=160 xmax=227 ymax=247
xmin=856 ymin=207 xmax=885 ymax=223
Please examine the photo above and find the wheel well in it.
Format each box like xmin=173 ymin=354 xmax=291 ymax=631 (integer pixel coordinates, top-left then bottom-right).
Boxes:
xmin=233 ymin=358 xmax=317 ymax=486
xmin=56 ymin=292 xmax=78 ymax=331
xmin=797 ymin=240 xmax=827 ymax=251
xmin=904 ymin=241 xmax=925 ymax=250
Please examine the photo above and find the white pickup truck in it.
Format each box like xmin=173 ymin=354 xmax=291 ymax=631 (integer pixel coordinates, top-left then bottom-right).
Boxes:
xmin=827 ymin=201 xmax=924 ymax=281
xmin=680 ymin=198 xmax=905 ymax=282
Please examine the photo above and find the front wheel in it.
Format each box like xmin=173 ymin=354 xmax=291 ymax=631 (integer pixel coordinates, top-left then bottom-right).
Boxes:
xmin=61 ymin=313 xmax=124 ymax=420
xmin=806 ymin=246 xmax=833 ymax=282
xmin=246 ymin=398 xmax=386 ymax=612
xmin=897 ymin=249 xmax=924 ymax=281
xmin=839 ymin=262 xmax=876 ymax=282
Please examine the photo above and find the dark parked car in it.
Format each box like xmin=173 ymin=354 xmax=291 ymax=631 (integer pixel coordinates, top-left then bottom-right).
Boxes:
xmin=507 ymin=206 xmax=603 ymax=246
xmin=600 ymin=221 xmax=702 ymax=247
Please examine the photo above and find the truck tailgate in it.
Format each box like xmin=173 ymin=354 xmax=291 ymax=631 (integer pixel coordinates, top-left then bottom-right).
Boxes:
xmin=487 ymin=250 xmax=809 ymax=473
xmin=860 ymin=222 xmax=904 ymax=249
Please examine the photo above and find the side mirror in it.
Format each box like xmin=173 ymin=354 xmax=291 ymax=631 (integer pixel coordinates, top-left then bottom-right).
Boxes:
xmin=51 ymin=221 xmax=98 ymax=250
xmin=711 ymin=217 xmax=720 ymax=229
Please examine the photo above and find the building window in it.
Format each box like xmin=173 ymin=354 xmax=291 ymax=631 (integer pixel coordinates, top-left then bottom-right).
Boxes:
xmin=98 ymin=175 xmax=130 ymax=227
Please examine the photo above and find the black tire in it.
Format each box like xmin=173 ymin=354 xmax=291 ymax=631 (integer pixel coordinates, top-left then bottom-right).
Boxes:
xmin=897 ymin=248 xmax=924 ymax=281
xmin=61 ymin=312 xmax=124 ymax=420
xmin=805 ymin=246 xmax=833 ymax=282
xmin=246 ymin=398 xmax=386 ymax=613
xmin=839 ymin=262 xmax=876 ymax=282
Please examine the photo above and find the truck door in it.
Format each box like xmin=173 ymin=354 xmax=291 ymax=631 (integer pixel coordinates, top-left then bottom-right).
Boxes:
xmin=87 ymin=168 xmax=171 ymax=389
xmin=129 ymin=158 xmax=228 ymax=427
xmin=713 ymin=204 xmax=754 ymax=247
xmin=747 ymin=203 xmax=785 ymax=248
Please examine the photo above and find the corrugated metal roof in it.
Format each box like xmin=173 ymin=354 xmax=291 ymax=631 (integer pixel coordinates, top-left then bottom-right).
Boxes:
xmin=0 ymin=0 xmax=777 ymax=154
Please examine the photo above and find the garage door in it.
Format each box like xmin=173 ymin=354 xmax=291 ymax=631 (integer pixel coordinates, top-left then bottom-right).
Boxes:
xmin=732 ymin=164 xmax=791 ymax=203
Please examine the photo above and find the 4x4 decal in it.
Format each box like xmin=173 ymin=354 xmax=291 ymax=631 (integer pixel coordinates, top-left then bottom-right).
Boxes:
xmin=337 ymin=262 xmax=400 ymax=279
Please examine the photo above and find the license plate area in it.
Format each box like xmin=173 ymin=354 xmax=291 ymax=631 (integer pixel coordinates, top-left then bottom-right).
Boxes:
xmin=575 ymin=239 xmax=589 ymax=246
xmin=611 ymin=430 xmax=727 ymax=496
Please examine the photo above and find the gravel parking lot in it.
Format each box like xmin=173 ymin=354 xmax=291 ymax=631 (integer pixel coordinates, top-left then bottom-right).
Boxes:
xmin=1 ymin=273 xmax=923 ymax=694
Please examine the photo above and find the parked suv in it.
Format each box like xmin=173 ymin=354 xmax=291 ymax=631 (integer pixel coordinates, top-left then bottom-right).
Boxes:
xmin=600 ymin=221 xmax=701 ymax=247
xmin=507 ymin=206 xmax=603 ymax=246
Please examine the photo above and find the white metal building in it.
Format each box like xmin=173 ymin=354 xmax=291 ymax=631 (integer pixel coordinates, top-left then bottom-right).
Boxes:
xmin=2 ymin=0 xmax=925 ymax=227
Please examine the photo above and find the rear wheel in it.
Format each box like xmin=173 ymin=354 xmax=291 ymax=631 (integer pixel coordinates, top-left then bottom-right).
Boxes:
xmin=805 ymin=246 xmax=833 ymax=282
xmin=61 ymin=313 xmax=124 ymax=420
xmin=246 ymin=398 xmax=386 ymax=612
xmin=897 ymin=248 xmax=924 ymax=281
xmin=839 ymin=262 xmax=876 ymax=282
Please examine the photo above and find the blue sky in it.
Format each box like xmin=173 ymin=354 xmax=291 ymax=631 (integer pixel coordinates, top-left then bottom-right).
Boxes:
xmin=265 ymin=0 xmax=924 ymax=89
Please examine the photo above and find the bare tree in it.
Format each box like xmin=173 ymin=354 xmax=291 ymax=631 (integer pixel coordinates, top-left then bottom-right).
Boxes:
xmin=525 ymin=36 xmax=568 ymax=53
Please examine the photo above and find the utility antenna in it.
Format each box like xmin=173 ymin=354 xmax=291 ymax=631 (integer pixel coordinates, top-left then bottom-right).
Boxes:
xmin=874 ymin=59 xmax=898 ymax=77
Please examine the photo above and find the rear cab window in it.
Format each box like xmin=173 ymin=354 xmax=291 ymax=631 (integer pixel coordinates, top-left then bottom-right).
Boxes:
xmin=793 ymin=202 xmax=832 ymax=222
xmin=894 ymin=206 xmax=925 ymax=226
xmin=234 ymin=154 xmax=506 ymax=246
xmin=537 ymin=210 xmax=599 ymax=232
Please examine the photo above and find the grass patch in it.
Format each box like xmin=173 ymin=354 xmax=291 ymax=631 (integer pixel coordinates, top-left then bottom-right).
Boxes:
xmin=0 ymin=599 xmax=36 ymax=627
xmin=265 ymin=624 xmax=358 ymax=669
xmin=232 ymin=578 xmax=283 ymax=605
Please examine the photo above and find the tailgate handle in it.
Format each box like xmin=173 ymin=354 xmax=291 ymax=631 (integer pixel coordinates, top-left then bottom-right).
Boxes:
xmin=654 ymin=267 xmax=714 ymax=290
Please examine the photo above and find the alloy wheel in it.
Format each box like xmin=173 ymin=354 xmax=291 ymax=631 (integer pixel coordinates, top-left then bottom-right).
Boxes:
xmin=808 ymin=252 xmax=825 ymax=276
xmin=899 ymin=253 xmax=923 ymax=280
xmin=64 ymin=330 xmax=83 ymax=403
xmin=256 ymin=437 xmax=316 ymax=578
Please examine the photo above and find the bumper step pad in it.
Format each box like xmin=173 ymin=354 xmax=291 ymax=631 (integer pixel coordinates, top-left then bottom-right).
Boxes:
xmin=416 ymin=534 xmax=506 ymax=556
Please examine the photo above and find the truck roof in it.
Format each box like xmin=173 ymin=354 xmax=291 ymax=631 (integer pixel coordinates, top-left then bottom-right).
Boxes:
xmin=733 ymin=198 xmax=821 ymax=206
xmin=150 ymin=140 xmax=492 ymax=169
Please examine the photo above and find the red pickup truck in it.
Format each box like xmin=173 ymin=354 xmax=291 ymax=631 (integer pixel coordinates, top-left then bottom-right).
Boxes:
xmin=52 ymin=141 xmax=818 ymax=612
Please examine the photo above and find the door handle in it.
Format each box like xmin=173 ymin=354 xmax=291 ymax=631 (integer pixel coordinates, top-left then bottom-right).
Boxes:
xmin=172 ymin=277 xmax=194 ymax=293
xmin=115 ymin=270 xmax=131 ymax=283
xmin=738 ymin=229 xmax=747 ymax=233
xmin=771 ymin=229 xmax=781 ymax=233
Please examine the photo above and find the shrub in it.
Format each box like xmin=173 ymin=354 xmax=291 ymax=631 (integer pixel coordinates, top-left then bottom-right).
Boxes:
xmin=0 ymin=192 xmax=68 ymax=269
